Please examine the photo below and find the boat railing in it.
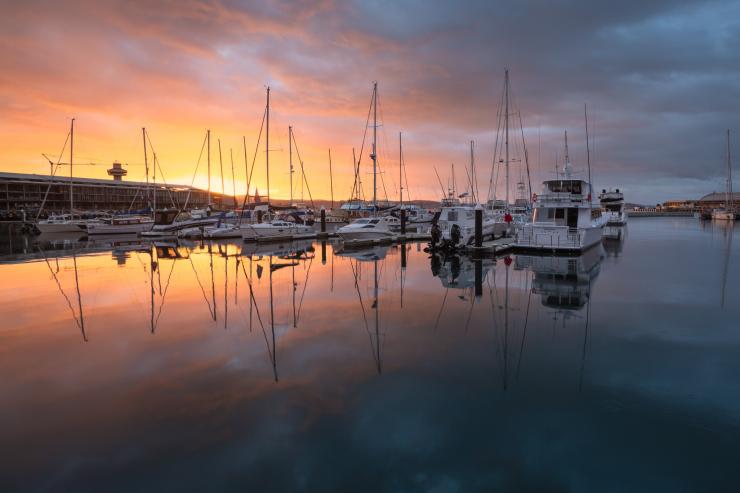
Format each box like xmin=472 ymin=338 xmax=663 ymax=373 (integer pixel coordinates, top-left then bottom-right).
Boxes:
xmin=517 ymin=228 xmax=582 ymax=248
xmin=536 ymin=192 xmax=586 ymax=204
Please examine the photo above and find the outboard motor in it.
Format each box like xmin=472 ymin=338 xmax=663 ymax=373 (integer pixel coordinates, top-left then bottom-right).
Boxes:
xmin=430 ymin=223 xmax=441 ymax=246
xmin=450 ymin=224 xmax=462 ymax=246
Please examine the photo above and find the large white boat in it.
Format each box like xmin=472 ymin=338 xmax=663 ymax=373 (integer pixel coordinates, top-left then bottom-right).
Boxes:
xmin=516 ymin=127 xmax=606 ymax=253
xmin=599 ymin=188 xmax=627 ymax=226
xmin=85 ymin=215 xmax=154 ymax=235
xmin=241 ymin=220 xmax=314 ymax=242
xmin=517 ymin=177 xmax=606 ymax=252
xmin=712 ymin=129 xmax=735 ymax=222
xmin=140 ymin=209 xmax=220 ymax=238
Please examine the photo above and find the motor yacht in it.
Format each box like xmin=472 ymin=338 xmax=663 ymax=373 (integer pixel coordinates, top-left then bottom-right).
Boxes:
xmin=241 ymin=220 xmax=314 ymax=242
xmin=336 ymin=215 xmax=400 ymax=241
xmin=599 ymin=189 xmax=627 ymax=226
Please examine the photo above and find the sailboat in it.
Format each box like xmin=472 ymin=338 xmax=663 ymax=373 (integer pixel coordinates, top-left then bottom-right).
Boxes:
xmin=37 ymin=119 xmax=105 ymax=234
xmin=240 ymin=89 xmax=314 ymax=242
xmin=712 ymin=129 xmax=735 ymax=221
xmin=338 ymin=82 xmax=401 ymax=241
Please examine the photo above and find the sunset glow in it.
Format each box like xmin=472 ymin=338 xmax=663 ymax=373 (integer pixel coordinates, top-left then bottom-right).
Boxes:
xmin=1 ymin=1 xmax=739 ymax=204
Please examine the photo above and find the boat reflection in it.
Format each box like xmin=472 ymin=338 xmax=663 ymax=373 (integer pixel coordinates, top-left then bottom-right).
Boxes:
xmin=602 ymin=225 xmax=626 ymax=258
xmin=516 ymin=246 xmax=605 ymax=389
xmin=337 ymin=244 xmax=390 ymax=374
xmin=516 ymin=246 xmax=604 ymax=313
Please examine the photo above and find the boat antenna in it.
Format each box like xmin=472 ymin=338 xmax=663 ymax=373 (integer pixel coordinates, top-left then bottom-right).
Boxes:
xmin=584 ymin=103 xmax=593 ymax=211
xmin=563 ymin=130 xmax=572 ymax=179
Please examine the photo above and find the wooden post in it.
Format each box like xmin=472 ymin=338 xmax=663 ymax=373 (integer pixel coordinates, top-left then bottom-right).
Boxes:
xmin=474 ymin=204 xmax=483 ymax=248
xmin=474 ymin=259 xmax=482 ymax=298
xmin=320 ymin=207 xmax=326 ymax=233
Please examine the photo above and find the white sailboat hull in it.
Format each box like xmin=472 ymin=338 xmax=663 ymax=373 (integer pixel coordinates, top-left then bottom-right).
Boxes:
xmin=36 ymin=221 xmax=88 ymax=233
xmin=86 ymin=221 xmax=154 ymax=235
xmin=140 ymin=217 xmax=220 ymax=237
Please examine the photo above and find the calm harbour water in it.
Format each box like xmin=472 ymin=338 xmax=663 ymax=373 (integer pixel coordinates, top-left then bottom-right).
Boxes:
xmin=0 ymin=217 xmax=738 ymax=492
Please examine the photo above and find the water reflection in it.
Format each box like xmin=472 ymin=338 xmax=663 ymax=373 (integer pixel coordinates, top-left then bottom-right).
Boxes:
xmin=2 ymin=220 xmax=740 ymax=491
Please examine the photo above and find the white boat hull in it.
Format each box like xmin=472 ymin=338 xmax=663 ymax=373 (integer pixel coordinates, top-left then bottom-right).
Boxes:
xmin=36 ymin=221 xmax=89 ymax=233
xmin=516 ymin=224 xmax=604 ymax=252
xmin=86 ymin=221 xmax=154 ymax=235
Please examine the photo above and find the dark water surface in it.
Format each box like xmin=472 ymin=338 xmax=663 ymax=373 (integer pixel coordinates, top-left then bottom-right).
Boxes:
xmin=1 ymin=218 xmax=738 ymax=492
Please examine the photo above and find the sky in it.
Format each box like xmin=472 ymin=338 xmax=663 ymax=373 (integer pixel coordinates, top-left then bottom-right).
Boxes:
xmin=1 ymin=0 xmax=739 ymax=205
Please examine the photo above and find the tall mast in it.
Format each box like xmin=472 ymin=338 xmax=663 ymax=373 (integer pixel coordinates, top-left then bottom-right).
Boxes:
xmin=328 ymin=148 xmax=334 ymax=209
xmin=371 ymin=82 xmax=378 ymax=214
xmin=399 ymin=132 xmax=403 ymax=206
xmin=218 ymin=138 xmax=225 ymax=203
xmin=266 ymin=86 xmax=270 ymax=204
xmin=243 ymin=136 xmax=249 ymax=205
xmin=230 ymin=148 xmax=237 ymax=208
xmin=504 ymin=68 xmax=510 ymax=208
xmin=69 ymin=118 xmax=74 ymax=212
xmin=564 ymin=130 xmax=571 ymax=179
xmin=470 ymin=140 xmax=475 ymax=203
xmin=207 ymin=129 xmax=211 ymax=205
xmin=142 ymin=127 xmax=149 ymax=211
xmin=289 ymin=125 xmax=293 ymax=204
xmin=727 ymin=129 xmax=733 ymax=210
xmin=585 ymin=104 xmax=593 ymax=211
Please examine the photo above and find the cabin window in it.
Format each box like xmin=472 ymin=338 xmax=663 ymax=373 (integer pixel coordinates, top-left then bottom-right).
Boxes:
xmin=447 ymin=210 xmax=458 ymax=221
xmin=547 ymin=181 xmax=583 ymax=194
xmin=555 ymin=208 xmax=565 ymax=219
xmin=369 ymin=219 xmax=380 ymax=224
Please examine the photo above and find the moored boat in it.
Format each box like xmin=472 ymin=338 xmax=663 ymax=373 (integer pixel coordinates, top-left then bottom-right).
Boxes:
xmin=599 ymin=188 xmax=627 ymax=226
